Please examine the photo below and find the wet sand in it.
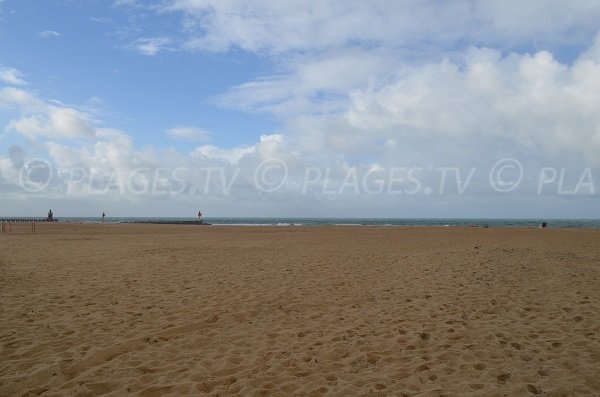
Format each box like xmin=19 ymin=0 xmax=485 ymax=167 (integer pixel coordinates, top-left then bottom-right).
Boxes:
xmin=1 ymin=224 xmax=600 ymax=396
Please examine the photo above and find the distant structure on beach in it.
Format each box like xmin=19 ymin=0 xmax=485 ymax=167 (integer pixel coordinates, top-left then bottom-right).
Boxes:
xmin=197 ymin=210 xmax=204 ymax=224
xmin=102 ymin=212 xmax=106 ymax=223
xmin=47 ymin=209 xmax=54 ymax=222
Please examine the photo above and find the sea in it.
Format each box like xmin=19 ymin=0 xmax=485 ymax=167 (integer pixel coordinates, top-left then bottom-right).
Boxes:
xmin=32 ymin=217 xmax=600 ymax=228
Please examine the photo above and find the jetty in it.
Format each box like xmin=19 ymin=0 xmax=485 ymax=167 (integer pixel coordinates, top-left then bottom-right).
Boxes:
xmin=125 ymin=210 xmax=210 ymax=225
xmin=125 ymin=220 xmax=211 ymax=225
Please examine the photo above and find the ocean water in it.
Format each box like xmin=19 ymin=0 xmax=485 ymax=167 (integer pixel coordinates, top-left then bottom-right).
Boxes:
xmin=37 ymin=217 xmax=600 ymax=228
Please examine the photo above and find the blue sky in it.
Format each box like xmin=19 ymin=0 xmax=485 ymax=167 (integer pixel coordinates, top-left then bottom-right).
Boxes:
xmin=1 ymin=1 xmax=600 ymax=217
xmin=0 ymin=1 xmax=277 ymax=151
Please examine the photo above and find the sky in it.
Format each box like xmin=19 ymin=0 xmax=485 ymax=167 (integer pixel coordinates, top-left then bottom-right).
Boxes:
xmin=1 ymin=0 xmax=599 ymax=218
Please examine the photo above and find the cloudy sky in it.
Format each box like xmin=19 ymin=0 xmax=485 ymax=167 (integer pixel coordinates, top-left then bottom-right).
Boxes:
xmin=1 ymin=0 xmax=599 ymax=218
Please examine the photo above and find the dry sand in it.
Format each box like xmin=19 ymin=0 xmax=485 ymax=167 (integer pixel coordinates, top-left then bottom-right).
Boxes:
xmin=1 ymin=224 xmax=600 ymax=396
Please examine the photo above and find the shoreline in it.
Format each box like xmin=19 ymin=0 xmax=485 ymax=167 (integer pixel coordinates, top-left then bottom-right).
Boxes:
xmin=4 ymin=216 xmax=600 ymax=229
xmin=4 ymin=220 xmax=600 ymax=230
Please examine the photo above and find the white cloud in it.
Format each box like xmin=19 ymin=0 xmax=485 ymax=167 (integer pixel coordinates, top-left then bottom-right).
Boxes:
xmin=217 ymin=49 xmax=397 ymax=115
xmin=90 ymin=16 xmax=113 ymax=24
xmin=191 ymin=134 xmax=285 ymax=164
xmin=39 ymin=30 xmax=61 ymax=38
xmin=212 ymin=33 xmax=600 ymax=166
xmin=340 ymin=39 xmax=600 ymax=165
xmin=133 ymin=37 xmax=173 ymax=56
xmin=7 ymin=107 xmax=96 ymax=140
xmin=0 ymin=87 xmax=35 ymax=106
xmin=160 ymin=0 xmax=600 ymax=54
xmin=193 ymin=144 xmax=255 ymax=165
xmin=0 ymin=87 xmax=97 ymax=140
xmin=167 ymin=126 xmax=211 ymax=142
xmin=0 ymin=66 xmax=26 ymax=85
xmin=132 ymin=1 xmax=600 ymax=166
xmin=113 ymin=0 xmax=138 ymax=6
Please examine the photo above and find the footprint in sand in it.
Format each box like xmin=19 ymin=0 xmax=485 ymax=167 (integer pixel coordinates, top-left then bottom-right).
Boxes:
xmin=416 ymin=363 xmax=429 ymax=372
xmin=527 ymin=384 xmax=542 ymax=394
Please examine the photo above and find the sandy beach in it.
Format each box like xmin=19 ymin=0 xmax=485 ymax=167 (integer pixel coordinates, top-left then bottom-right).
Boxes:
xmin=1 ymin=224 xmax=599 ymax=396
